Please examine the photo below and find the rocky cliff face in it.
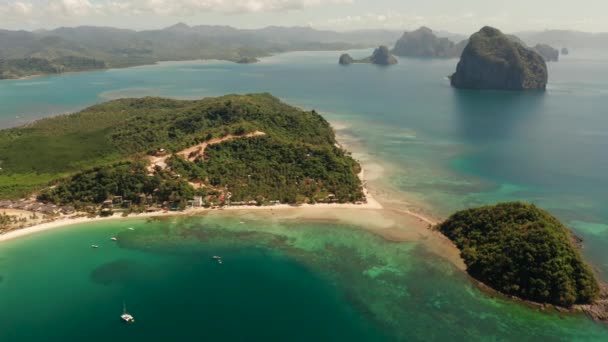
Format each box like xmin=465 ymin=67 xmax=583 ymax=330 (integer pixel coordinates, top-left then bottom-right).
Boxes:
xmin=534 ymin=44 xmax=559 ymax=62
xmin=393 ymin=27 xmax=463 ymax=58
xmin=451 ymin=26 xmax=548 ymax=91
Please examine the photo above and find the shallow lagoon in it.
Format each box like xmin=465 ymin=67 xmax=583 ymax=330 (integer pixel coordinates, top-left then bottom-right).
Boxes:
xmin=1 ymin=216 xmax=607 ymax=341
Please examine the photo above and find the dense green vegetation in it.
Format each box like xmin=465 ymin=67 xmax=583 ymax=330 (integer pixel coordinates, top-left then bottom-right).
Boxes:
xmin=168 ymin=136 xmax=362 ymax=203
xmin=0 ymin=94 xmax=363 ymax=207
xmin=38 ymin=161 xmax=195 ymax=209
xmin=438 ymin=202 xmax=599 ymax=307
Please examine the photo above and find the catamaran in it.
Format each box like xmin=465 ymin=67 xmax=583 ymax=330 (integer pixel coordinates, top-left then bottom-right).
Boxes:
xmin=121 ymin=302 xmax=135 ymax=323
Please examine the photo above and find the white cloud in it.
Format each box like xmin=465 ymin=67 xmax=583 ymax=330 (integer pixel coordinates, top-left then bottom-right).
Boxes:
xmin=315 ymin=10 xmax=604 ymax=34
xmin=0 ymin=0 xmax=604 ymax=32
xmin=322 ymin=12 xmax=431 ymax=30
xmin=0 ymin=0 xmax=352 ymax=21
xmin=0 ymin=1 xmax=32 ymax=17
xmin=48 ymin=0 xmax=98 ymax=16
xmin=315 ymin=11 xmax=540 ymax=33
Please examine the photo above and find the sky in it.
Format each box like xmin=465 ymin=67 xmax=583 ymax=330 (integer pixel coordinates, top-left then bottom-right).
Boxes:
xmin=0 ymin=0 xmax=606 ymax=33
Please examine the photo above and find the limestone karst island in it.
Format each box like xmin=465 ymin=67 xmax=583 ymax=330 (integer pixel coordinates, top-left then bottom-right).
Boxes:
xmin=339 ymin=45 xmax=398 ymax=65
xmin=450 ymin=26 xmax=548 ymax=90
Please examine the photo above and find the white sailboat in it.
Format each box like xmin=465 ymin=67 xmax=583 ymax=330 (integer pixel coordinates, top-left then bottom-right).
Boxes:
xmin=121 ymin=301 xmax=135 ymax=323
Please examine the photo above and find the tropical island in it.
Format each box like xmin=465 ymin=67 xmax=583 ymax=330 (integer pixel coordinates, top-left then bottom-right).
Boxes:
xmin=392 ymin=26 xmax=466 ymax=58
xmin=451 ymin=26 xmax=548 ymax=91
xmin=339 ymin=46 xmax=398 ymax=66
xmin=438 ymin=202 xmax=608 ymax=321
xmin=0 ymin=94 xmax=368 ymax=229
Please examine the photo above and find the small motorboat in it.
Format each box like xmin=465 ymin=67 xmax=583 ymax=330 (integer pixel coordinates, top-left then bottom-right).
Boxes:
xmin=212 ymin=256 xmax=222 ymax=259
xmin=111 ymin=237 xmax=118 ymax=241
xmin=91 ymin=245 xmax=99 ymax=248
xmin=127 ymin=227 xmax=135 ymax=231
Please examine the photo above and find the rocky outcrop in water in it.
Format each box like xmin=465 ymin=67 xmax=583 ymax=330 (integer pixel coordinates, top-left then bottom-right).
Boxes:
xmin=561 ymin=47 xmax=569 ymax=55
xmin=393 ymin=27 xmax=464 ymax=58
xmin=339 ymin=53 xmax=354 ymax=65
xmin=369 ymin=46 xmax=398 ymax=65
xmin=451 ymin=26 xmax=548 ymax=91
xmin=338 ymin=46 xmax=398 ymax=66
xmin=534 ymin=44 xmax=559 ymax=62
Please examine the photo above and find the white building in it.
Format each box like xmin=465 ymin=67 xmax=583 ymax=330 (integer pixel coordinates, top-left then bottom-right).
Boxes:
xmin=192 ymin=196 xmax=203 ymax=207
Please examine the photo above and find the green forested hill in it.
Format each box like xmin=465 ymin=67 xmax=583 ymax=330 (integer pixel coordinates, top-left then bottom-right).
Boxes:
xmin=0 ymin=94 xmax=363 ymax=207
xmin=438 ymin=202 xmax=599 ymax=307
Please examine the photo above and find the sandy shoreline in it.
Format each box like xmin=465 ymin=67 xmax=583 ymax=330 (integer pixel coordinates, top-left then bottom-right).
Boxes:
xmin=0 ymin=118 xmax=459 ymax=266
xmin=0 ymin=161 xmax=385 ymax=242
xmin=0 ymin=165 xmax=464 ymax=269
xmin=0 ymin=201 xmax=378 ymax=241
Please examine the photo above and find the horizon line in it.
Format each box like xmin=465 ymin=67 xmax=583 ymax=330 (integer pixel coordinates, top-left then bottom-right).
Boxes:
xmin=2 ymin=22 xmax=608 ymax=36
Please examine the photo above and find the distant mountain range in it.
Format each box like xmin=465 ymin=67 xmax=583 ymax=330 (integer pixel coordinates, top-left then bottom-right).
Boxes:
xmin=0 ymin=23 xmax=606 ymax=79
xmin=0 ymin=23 xmax=406 ymax=79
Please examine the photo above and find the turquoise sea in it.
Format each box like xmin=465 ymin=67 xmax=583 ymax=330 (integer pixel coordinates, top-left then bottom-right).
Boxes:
xmin=1 ymin=50 xmax=608 ymax=340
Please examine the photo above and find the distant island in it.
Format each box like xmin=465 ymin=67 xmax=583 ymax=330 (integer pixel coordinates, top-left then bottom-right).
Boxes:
xmin=561 ymin=47 xmax=570 ymax=55
xmin=1 ymin=23 xmax=604 ymax=80
xmin=236 ymin=57 xmax=259 ymax=64
xmin=0 ymin=24 xmax=401 ymax=80
xmin=392 ymin=27 xmax=466 ymax=58
xmin=0 ymin=94 xmax=366 ymax=222
xmin=451 ymin=26 xmax=548 ymax=91
xmin=339 ymin=54 xmax=355 ymax=65
xmin=438 ymin=202 xmax=607 ymax=321
xmin=534 ymin=44 xmax=560 ymax=62
xmin=338 ymin=46 xmax=398 ymax=66
xmin=0 ymin=56 xmax=106 ymax=80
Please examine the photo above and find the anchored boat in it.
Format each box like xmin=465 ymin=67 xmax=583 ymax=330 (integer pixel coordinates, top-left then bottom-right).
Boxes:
xmin=121 ymin=302 xmax=135 ymax=323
